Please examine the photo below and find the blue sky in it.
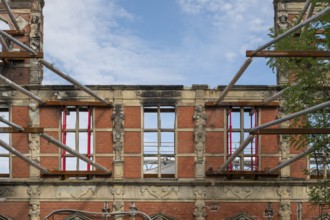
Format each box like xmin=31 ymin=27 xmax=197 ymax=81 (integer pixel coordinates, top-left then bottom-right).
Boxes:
xmin=43 ymin=0 xmax=276 ymax=87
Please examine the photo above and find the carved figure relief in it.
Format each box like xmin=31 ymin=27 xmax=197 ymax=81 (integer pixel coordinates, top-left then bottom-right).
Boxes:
xmin=194 ymin=200 xmax=207 ymax=220
xmin=224 ymin=186 xmax=261 ymax=199
xmin=27 ymin=186 xmax=41 ymax=198
xmin=277 ymin=187 xmax=292 ymax=199
xmin=0 ymin=187 xmax=13 ymax=197
xmin=112 ymin=104 xmax=124 ymax=160
xmin=30 ymin=15 xmax=41 ymax=51
xmin=140 ymin=186 xmax=178 ymax=199
xmin=280 ymin=135 xmax=290 ymax=160
xmin=194 ymin=187 xmax=207 ymax=200
xmin=112 ymin=201 xmax=123 ymax=212
xmin=28 ymin=134 xmax=40 ymax=158
xmin=29 ymin=200 xmax=40 ymax=220
xmin=279 ymin=201 xmax=291 ymax=220
xmin=193 ymin=105 xmax=207 ymax=159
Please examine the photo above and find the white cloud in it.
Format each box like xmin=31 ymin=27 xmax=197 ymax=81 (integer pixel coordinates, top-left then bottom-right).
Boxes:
xmin=42 ymin=0 xmax=276 ymax=87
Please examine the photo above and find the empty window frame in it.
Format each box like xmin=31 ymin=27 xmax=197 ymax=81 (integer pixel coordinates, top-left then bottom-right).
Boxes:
xmin=0 ymin=108 xmax=9 ymax=177
xmin=227 ymin=107 xmax=259 ymax=171
xmin=143 ymin=106 xmax=175 ymax=178
xmin=61 ymin=106 xmax=94 ymax=171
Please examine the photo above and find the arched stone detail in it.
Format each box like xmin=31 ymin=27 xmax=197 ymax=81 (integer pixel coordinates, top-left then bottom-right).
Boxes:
xmin=150 ymin=213 xmax=176 ymax=220
xmin=228 ymin=212 xmax=255 ymax=220
xmin=64 ymin=212 xmax=91 ymax=220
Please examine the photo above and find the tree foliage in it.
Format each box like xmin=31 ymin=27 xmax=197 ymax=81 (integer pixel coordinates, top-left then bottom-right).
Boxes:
xmin=267 ymin=0 xmax=330 ymax=208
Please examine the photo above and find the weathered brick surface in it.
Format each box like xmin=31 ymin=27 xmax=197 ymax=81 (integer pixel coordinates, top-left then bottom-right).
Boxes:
xmin=178 ymin=156 xmax=195 ymax=178
xmin=124 ymin=131 xmax=141 ymax=153
xmin=124 ymin=157 xmax=141 ymax=178
xmin=260 ymin=135 xmax=279 ymax=154
xmin=205 ymin=131 xmax=224 ymax=154
xmin=95 ymin=131 xmax=113 ymax=154
xmin=260 ymin=156 xmax=279 ymax=172
xmin=205 ymin=156 xmax=224 ymax=171
xmin=95 ymin=157 xmax=112 ymax=170
xmin=206 ymin=108 xmax=224 ymax=128
xmin=40 ymin=131 xmax=59 ymax=153
xmin=291 ymin=157 xmax=307 ymax=178
xmin=12 ymin=156 xmax=29 ymax=178
xmin=41 ymin=156 xmax=59 ymax=170
xmin=0 ymin=202 xmax=29 ymax=220
xmin=124 ymin=107 xmax=141 ymax=128
xmin=94 ymin=107 xmax=112 ymax=128
xmin=177 ymin=106 xmax=194 ymax=128
xmin=177 ymin=131 xmax=194 ymax=153
xmin=40 ymin=107 xmax=60 ymax=128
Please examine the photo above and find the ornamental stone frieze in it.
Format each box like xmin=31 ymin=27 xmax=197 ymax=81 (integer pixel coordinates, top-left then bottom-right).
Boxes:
xmin=223 ymin=186 xmax=263 ymax=199
xmin=140 ymin=186 xmax=178 ymax=199
xmin=56 ymin=186 xmax=96 ymax=199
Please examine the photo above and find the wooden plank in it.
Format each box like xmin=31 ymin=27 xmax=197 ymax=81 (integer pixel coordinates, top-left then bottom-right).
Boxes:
xmin=246 ymin=50 xmax=330 ymax=58
xmin=205 ymin=101 xmax=280 ymax=107
xmin=0 ymin=51 xmax=43 ymax=59
xmin=251 ymin=128 xmax=330 ymax=135
xmin=43 ymin=100 xmax=112 ymax=107
xmin=0 ymin=127 xmax=43 ymax=133
xmin=3 ymin=30 xmax=25 ymax=35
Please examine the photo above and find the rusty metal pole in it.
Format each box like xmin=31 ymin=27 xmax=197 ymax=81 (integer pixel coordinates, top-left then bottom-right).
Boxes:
xmin=0 ymin=139 xmax=49 ymax=174
xmin=0 ymin=74 xmax=44 ymax=103
xmin=218 ymin=99 xmax=330 ymax=172
xmin=39 ymin=59 xmax=110 ymax=105
xmin=0 ymin=29 xmax=35 ymax=53
xmin=1 ymin=0 xmax=20 ymax=31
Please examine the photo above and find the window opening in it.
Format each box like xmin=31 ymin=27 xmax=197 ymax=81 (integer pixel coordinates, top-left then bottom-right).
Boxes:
xmin=227 ymin=107 xmax=259 ymax=171
xmin=143 ymin=106 xmax=175 ymax=178
xmin=0 ymin=109 xmax=9 ymax=177
xmin=61 ymin=106 xmax=93 ymax=171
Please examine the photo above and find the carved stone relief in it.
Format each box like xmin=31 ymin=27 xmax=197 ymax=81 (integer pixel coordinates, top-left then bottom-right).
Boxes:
xmin=30 ymin=15 xmax=41 ymax=51
xmin=29 ymin=200 xmax=40 ymax=220
xmin=193 ymin=200 xmax=207 ymax=220
xmin=277 ymin=186 xmax=292 ymax=199
xmin=56 ymin=186 xmax=95 ymax=199
xmin=224 ymin=186 xmax=262 ymax=199
xmin=140 ymin=186 xmax=178 ymax=199
xmin=228 ymin=212 xmax=256 ymax=220
xmin=112 ymin=104 xmax=124 ymax=161
xmin=193 ymin=187 xmax=207 ymax=200
xmin=194 ymin=105 xmax=207 ymax=160
xmin=279 ymin=201 xmax=291 ymax=220
xmin=0 ymin=187 xmax=13 ymax=197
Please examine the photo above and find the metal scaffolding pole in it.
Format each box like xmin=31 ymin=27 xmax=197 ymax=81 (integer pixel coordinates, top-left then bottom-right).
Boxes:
xmin=215 ymin=6 xmax=330 ymax=104
xmin=38 ymin=133 xmax=110 ymax=173
xmin=218 ymin=99 xmax=330 ymax=172
xmin=1 ymin=0 xmax=20 ymax=31
xmin=0 ymin=35 xmax=9 ymax=51
xmin=263 ymin=87 xmax=289 ymax=104
xmin=39 ymin=59 xmax=110 ymax=105
xmin=267 ymin=146 xmax=316 ymax=174
xmin=0 ymin=29 xmax=35 ymax=53
xmin=0 ymin=138 xmax=49 ymax=174
xmin=296 ymin=0 xmax=311 ymax=24
xmin=0 ymin=74 xmax=44 ymax=103
xmin=0 ymin=116 xmax=23 ymax=131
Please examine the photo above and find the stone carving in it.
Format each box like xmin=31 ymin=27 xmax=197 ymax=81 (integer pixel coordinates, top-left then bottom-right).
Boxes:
xmin=297 ymin=202 xmax=302 ymax=220
xmin=277 ymin=187 xmax=292 ymax=199
xmin=28 ymin=134 xmax=40 ymax=157
xmin=193 ymin=200 xmax=207 ymax=220
xmin=277 ymin=12 xmax=289 ymax=29
xmin=224 ymin=186 xmax=261 ymax=199
xmin=0 ymin=187 xmax=13 ymax=197
xmin=57 ymin=186 xmax=95 ymax=199
xmin=112 ymin=201 xmax=123 ymax=212
xmin=279 ymin=201 xmax=291 ymax=220
xmin=280 ymin=135 xmax=290 ymax=160
xmin=150 ymin=213 xmax=175 ymax=220
xmin=112 ymin=104 xmax=124 ymax=160
xmin=16 ymin=16 xmax=28 ymax=30
xmin=30 ymin=15 xmax=41 ymax=51
xmin=29 ymin=103 xmax=40 ymax=126
xmin=64 ymin=213 xmax=91 ymax=220
xmin=264 ymin=202 xmax=274 ymax=219
xmin=111 ymin=186 xmax=125 ymax=197
xmin=29 ymin=200 xmax=40 ymax=220
xmin=193 ymin=105 xmax=207 ymax=159
xmin=140 ymin=186 xmax=178 ymax=199
xmin=28 ymin=186 xmax=41 ymax=198
xmin=194 ymin=187 xmax=207 ymax=199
